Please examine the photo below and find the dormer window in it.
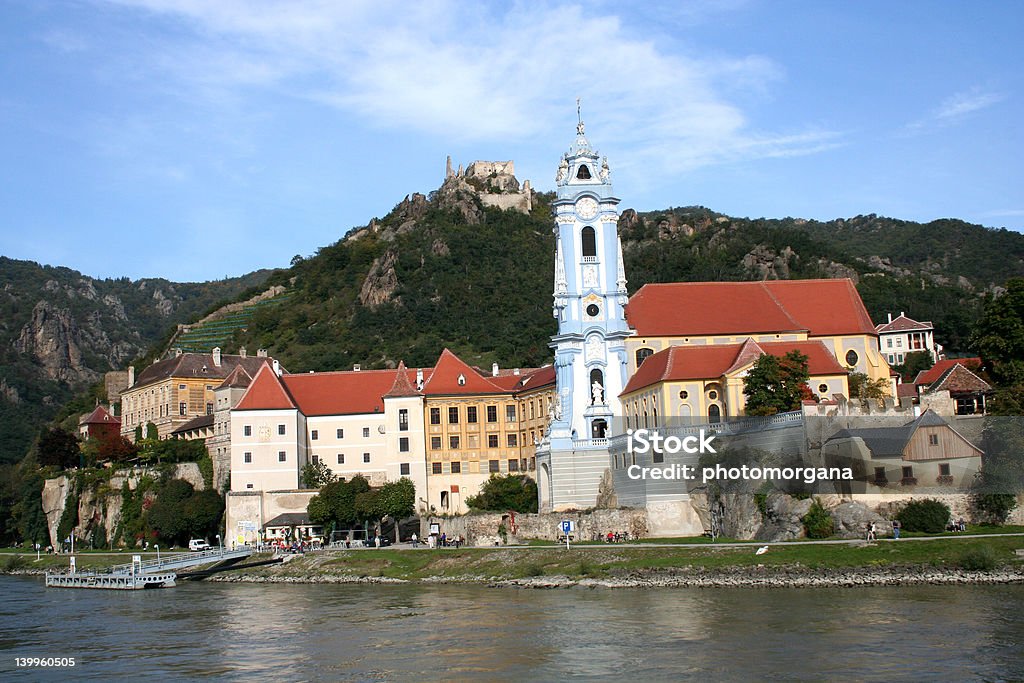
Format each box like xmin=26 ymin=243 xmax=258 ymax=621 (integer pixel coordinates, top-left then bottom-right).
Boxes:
xmin=576 ymin=164 xmax=591 ymax=180
xmin=458 ymin=374 xmax=466 ymax=386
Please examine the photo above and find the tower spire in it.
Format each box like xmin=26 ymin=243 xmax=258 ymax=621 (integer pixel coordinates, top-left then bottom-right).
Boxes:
xmin=576 ymin=97 xmax=584 ymax=135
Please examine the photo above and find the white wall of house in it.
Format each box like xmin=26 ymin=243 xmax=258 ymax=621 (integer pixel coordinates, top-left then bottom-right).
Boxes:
xmin=230 ymin=408 xmax=307 ymax=492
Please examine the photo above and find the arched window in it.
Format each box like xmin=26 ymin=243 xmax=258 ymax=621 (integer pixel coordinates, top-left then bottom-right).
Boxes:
xmin=591 ymin=418 xmax=607 ymax=439
xmin=582 ymin=227 xmax=597 ymax=258
xmin=636 ymin=348 xmax=653 ymax=367
xmin=708 ymin=404 xmax=721 ymax=424
xmin=576 ymin=164 xmax=591 ymax=180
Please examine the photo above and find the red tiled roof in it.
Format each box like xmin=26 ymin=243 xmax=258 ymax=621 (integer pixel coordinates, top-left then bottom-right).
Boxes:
xmin=421 ymin=349 xmax=505 ymax=395
xmin=234 ymin=364 xmax=298 ymax=411
xmin=926 ymin=363 xmax=992 ymax=395
xmin=913 ymin=358 xmax=982 ymax=386
xmin=383 ymin=361 xmax=420 ymax=398
xmin=625 ymin=279 xmax=876 ymax=338
xmin=81 ymin=405 xmax=119 ymax=425
xmin=216 ymin=364 xmax=258 ymax=390
xmin=897 ymin=383 xmax=920 ymax=399
xmin=517 ymin=365 xmax=556 ymax=392
xmin=875 ymin=314 xmax=933 ymax=334
xmin=621 ymin=339 xmax=847 ymax=395
xmin=762 ymin=279 xmax=877 ymax=336
xmin=284 ymin=367 xmax=426 ymax=416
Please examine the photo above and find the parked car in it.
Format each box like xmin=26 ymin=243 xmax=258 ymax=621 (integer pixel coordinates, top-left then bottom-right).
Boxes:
xmin=189 ymin=539 xmax=212 ymax=552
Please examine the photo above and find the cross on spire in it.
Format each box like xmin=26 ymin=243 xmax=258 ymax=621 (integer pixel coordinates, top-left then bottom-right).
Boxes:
xmin=576 ymin=97 xmax=585 ymax=135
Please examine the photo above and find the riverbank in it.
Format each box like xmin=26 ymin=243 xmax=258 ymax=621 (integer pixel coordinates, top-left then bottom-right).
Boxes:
xmin=6 ymin=534 xmax=1024 ymax=588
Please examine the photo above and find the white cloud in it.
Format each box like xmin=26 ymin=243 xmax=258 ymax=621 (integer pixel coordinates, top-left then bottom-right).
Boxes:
xmin=92 ymin=0 xmax=840 ymax=175
xmin=905 ymin=87 xmax=1005 ymax=134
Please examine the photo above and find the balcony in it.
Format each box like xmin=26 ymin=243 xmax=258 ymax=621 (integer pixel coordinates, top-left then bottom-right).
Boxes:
xmin=900 ymin=477 xmax=918 ymax=487
xmin=936 ymin=475 xmax=954 ymax=486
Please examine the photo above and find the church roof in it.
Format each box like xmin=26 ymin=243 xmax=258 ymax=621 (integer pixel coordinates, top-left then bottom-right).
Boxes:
xmin=620 ymin=339 xmax=846 ymax=396
xmin=625 ymin=279 xmax=876 ymax=338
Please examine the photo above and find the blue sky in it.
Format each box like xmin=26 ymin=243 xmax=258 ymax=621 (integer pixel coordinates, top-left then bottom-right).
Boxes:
xmin=1 ymin=1 xmax=1021 ymax=281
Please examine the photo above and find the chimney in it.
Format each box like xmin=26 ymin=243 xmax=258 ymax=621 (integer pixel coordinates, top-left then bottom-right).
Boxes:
xmin=900 ymin=311 xmax=905 ymax=318
xmin=127 ymin=365 xmax=135 ymax=387
xmin=416 ymin=368 xmax=424 ymax=390
xmin=273 ymin=359 xmax=281 ymax=376
xmin=887 ymin=313 xmax=892 ymax=323
xmin=492 ymin=362 xmax=499 ymax=376
xmin=174 ymin=348 xmax=183 ymax=358
xmin=212 ymin=347 xmax=222 ymax=367
xmin=257 ymin=348 xmax=268 ymax=358
xmin=513 ymin=368 xmax=520 ymax=376
xmin=239 ymin=347 xmax=247 ymax=358
xmin=353 ymin=364 xmax=361 ymax=372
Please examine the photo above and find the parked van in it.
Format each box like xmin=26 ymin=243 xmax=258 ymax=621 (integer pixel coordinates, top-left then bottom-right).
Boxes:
xmin=189 ymin=539 xmax=211 ymax=552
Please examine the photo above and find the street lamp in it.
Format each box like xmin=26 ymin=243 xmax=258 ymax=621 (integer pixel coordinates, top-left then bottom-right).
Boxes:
xmin=155 ymin=545 xmax=160 ymax=564
xmin=216 ymin=534 xmax=222 ymax=552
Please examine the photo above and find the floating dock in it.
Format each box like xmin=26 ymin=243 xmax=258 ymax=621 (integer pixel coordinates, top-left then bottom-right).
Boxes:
xmin=44 ymin=547 xmax=252 ymax=590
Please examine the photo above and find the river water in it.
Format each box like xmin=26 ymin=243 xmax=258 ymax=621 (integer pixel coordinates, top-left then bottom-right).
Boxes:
xmin=1 ymin=576 xmax=1023 ymax=681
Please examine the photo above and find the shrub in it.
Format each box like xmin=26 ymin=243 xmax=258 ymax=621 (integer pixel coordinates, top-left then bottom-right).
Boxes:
xmin=971 ymin=492 xmax=1018 ymax=525
xmin=2 ymin=554 xmax=28 ymax=572
xmin=522 ymin=563 xmax=545 ymax=577
xmin=802 ymin=499 xmax=833 ymax=539
xmin=958 ymin=545 xmax=998 ymax=571
xmin=896 ymin=499 xmax=950 ymax=533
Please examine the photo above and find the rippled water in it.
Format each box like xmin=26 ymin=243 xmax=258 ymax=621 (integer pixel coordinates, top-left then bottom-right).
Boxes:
xmin=1 ymin=576 xmax=1023 ymax=681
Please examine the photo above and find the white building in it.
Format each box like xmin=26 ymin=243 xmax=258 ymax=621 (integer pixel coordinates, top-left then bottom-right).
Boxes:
xmin=875 ymin=312 xmax=942 ymax=365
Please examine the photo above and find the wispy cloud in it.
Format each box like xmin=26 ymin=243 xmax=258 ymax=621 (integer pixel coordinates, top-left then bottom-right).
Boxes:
xmin=91 ymin=0 xmax=841 ymax=176
xmin=905 ymin=87 xmax=1005 ymax=134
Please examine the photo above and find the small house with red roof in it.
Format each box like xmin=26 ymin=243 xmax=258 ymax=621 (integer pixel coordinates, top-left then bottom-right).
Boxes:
xmin=875 ymin=312 xmax=942 ymax=365
xmin=79 ymin=405 xmax=121 ymax=441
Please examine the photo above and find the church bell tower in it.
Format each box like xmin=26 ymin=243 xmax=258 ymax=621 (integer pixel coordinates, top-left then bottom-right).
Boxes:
xmin=537 ymin=110 xmax=632 ymax=511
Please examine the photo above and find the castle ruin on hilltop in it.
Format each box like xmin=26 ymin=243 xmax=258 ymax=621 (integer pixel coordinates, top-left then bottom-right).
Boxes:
xmin=446 ymin=156 xmax=533 ymax=214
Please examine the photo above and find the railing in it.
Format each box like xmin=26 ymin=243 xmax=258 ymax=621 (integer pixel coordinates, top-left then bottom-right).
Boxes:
xmin=110 ymin=547 xmax=249 ymax=575
xmin=572 ymin=438 xmax=608 ymax=448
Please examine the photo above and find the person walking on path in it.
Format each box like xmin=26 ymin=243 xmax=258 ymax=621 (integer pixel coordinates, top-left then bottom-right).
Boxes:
xmin=892 ymin=520 xmax=901 ymax=539
xmin=867 ymin=522 xmax=876 ymax=542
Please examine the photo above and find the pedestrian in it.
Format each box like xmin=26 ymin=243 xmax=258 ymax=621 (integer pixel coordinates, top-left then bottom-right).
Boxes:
xmin=440 ymin=532 xmax=447 ymax=548
xmin=411 ymin=532 xmax=418 ymax=548
xmin=867 ymin=522 xmax=876 ymax=541
xmin=892 ymin=519 xmax=901 ymax=539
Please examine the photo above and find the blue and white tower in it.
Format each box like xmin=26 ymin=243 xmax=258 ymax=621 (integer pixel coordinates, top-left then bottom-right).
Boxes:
xmin=537 ymin=114 xmax=631 ymax=512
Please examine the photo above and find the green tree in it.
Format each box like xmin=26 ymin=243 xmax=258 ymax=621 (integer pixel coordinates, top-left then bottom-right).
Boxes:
xmin=146 ymin=422 xmax=159 ymax=440
xmin=970 ymin=278 xmax=1024 ymax=387
xmin=847 ymin=372 xmax=890 ymax=402
xmin=895 ymin=351 xmax=934 ymax=381
xmin=376 ymin=478 xmax=415 ymax=542
xmin=307 ymin=475 xmax=370 ymax=532
xmin=301 ymin=460 xmax=336 ymax=489
xmin=37 ymin=427 xmax=80 ymax=470
xmin=466 ymin=474 xmax=538 ymax=513
xmin=743 ymin=351 xmax=810 ymax=416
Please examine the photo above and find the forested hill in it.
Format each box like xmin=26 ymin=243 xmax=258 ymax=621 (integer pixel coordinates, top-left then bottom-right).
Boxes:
xmin=229 ymin=173 xmax=1024 ymax=379
xmin=0 ymin=259 xmax=273 ymax=462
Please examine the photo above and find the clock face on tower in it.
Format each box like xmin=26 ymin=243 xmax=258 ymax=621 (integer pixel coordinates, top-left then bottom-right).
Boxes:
xmin=575 ymin=197 xmax=598 ymax=220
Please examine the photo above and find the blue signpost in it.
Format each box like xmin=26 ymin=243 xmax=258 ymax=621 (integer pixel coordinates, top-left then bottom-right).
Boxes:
xmin=561 ymin=520 xmax=574 ymax=549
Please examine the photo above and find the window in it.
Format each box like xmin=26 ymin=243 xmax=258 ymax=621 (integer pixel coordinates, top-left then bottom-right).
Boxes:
xmin=636 ymin=348 xmax=654 ymax=367
xmin=874 ymin=467 xmax=886 ymax=483
xmin=244 ymin=452 xmax=252 ymax=464
xmin=278 ymin=424 xmax=286 ymax=435
xmin=467 ymin=434 xmax=479 ymax=449
xmin=278 ymin=451 xmax=286 ymax=462
xmin=400 ymin=463 xmax=410 ymax=476
xmin=506 ymin=405 xmax=516 ymax=422
xmin=449 ymin=435 xmax=460 ymax=449
xmin=929 ymin=433 xmax=939 ymax=446
xmin=448 ymin=407 xmax=459 ymax=424
xmin=489 ymin=459 xmax=500 ymax=473
xmin=487 ymin=405 xmax=497 ymax=423
xmin=653 ymin=451 xmax=664 ymax=464
xmin=311 ymin=430 xmax=319 ymax=440
xmin=450 ymin=461 xmax=461 ymax=474
xmin=939 ymin=463 xmax=951 ymax=476
xmin=430 ymin=408 xmax=441 ymax=425
xmin=902 ymin=466 xmax=914 ymax=480
xmin=708 ymin=390 xmax=718 ymax=401
xmin=363 ymin=453 xmax=370 ymax=463
xmin=311 ymin=454 xmax=320 ymax=464
xmin=244 ymin=425 xmax=252 ymax=437
xmin=488 ymin=434 xmax=499 ymax=448
xmin=336 ymin=428 xmax=344 ymax=439
xmin=845 ymin=349 xmax=859 ymax=366
xmin=179 ymin=384 xmax=186 ymax=390
xmin=581 ymin=226 xmax=597 ymax=258
xmin=576 ymin=164 xmax=591 ymax=180
xmin=206 ymin=402 xmax=214 ymax=415
xmin=679 ymin=390 xmax=688 ymax=400
xmin=432 ymin=462 xmax=442 ymax=474
xmin=886 ymin=338 xmax=893 ymax=348
xmin=362 ymin=427 xmax=370 ymax=438
xmin=507 ymin=433 xmax=518 ymax=447
xmin=179 ymin=402 xmax=187 ymax=416
xmin=246 ymin=483 xmax=254 ymax=489
xmin=399 ymin=437 xmax=409 ymax=452
xmin=467 ymin=406 xmax=478 ymax=423
xmin=431 ymin=436 xmax=442 ymax=450
xmin=399 ymin=409 xmax=408 ymax=431
xmin=337 ymin=454 xmax=344 ymax=464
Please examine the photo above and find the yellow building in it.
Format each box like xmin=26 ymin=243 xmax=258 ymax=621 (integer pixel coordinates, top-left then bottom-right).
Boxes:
xmin=421 ymin=350 xmax=554 ymax=514
xmin=120 ymin=347 xmax=274 ymax=441
xmin=624 ymin=279 xmax=891 ymax=399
